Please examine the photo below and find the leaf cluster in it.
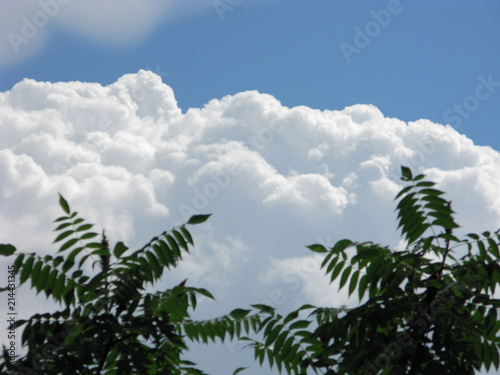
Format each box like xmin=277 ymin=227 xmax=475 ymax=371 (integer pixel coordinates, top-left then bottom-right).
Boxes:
xmin=0 ymin=196 xmax=221 ymax=375
xmin=245 ymin=166 xmax=500 ymax=375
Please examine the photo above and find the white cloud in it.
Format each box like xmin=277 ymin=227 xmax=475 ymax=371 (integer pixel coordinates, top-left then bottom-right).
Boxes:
xmin=1 ymin=71 xmax=500 ymax=372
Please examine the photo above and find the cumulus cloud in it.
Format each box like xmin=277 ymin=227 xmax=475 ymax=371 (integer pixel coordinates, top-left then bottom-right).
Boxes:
xmin=1 ymin=71 xmax=500 ymax=353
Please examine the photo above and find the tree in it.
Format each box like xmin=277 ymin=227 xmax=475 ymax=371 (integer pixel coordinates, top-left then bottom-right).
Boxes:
xmin=2 ymin=166 xmax=500 ymax=374
xmin=0 ymin=195 xmax=263 ymax=375
xmin=241 ymin=166 xmax=500 ymax=374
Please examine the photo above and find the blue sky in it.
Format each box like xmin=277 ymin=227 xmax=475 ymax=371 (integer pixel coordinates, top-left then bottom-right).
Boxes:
xmin=1 ymin=1 xmax=500 ymax=374
xmin=1 ymin=0 xmax=499 ymax=150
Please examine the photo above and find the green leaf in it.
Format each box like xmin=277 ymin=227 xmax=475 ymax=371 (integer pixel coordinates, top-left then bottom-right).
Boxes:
xmin=416 ymin=181 xmax=436 ymax=187
xmin=307 ymin=244 xmax=328 ymax=253
xmin=59 ymin=194 xmax=70 ymax=214
xmin=265 ymin=323 xmax=284 ymax=346
xmin=30 ymin=260 xmax=43 ymax=287
xmin=54 ymin=215 xmax=70 ymax=223
xmin=145 ymin=251 xmax=162 ymax=277
xmin=54 ymin=230 xmax=74 ymax=243
xmin=55 ymin=222 xmax=72 ymax=231
xmin=356 ymin=248 xmax=381 ymax=259
xmin=158 ymin=240 xmax=174 ymax=265
xmin=172 ymin=230 xmax=188 ymax=251
xmin=349 ymin=270 xmax=359 ymax=297
xmin=491 ymin=343 xmax=500 ymax=369
xmin=80 ymin=232 xmax=98 ymax=240
xmin=20 ymin=256 xmax=34 ymax=284
xmin=339 ymin=266 xmax=352 ymax=290
xmin=53 ymin=274 xmax=65 ymax=299
xmin=288 ymin=320 xmax=311 ymax=330
xmin=467 ymin=233 xmax=480 ymax=240
xmin=113 ymin=242 xmax=128 ymax=258
xmin=76 ymin=224 xmax=93 ymax=232
xmin=179 ymin=227 xmax=194 ymax=245
xmin=251 ymin=304 xmax=275 ymax=314
xmin=483 ymin=340 xmax=492 ymax=370
xmin=358 ymin=274 xmax=369 ymax=300
xmin=401 ymin=166 xmax=412 ymax=180
xmin=419 ymin=188 xmax=445 ymax=197
xmin=59 ymin=238 xmax=79 ymax=252
xmin=395 ymin=185 xmax=413 ymax=200
xmin=37 ymin=265 xmax=51 ymax=292
xmin=332 ymin=239 xmax=353 ymax=254
xmin=325 ymin=256 xmax=338 ymax=274
xmin=230 ymin=308 xmax=251 ymax=320
xmin=284 ymin=310 xmax=299 ymax=325
xmin=487 ymin=238 xmax=500 ymax=258
xmin=188 ymin=214 xmax=211 ymax=225
xmin=152 ymin=244 xmax=169 ymax=266
xmin=232 ymin=367 xmax=248 ymax=375
xmin=167 ymin=234 xmax=181 ymax=258
xmin=330 ymin=260 xmax=345 ymax=283
xmin=0 ymin=244 xmax=16 ymax=256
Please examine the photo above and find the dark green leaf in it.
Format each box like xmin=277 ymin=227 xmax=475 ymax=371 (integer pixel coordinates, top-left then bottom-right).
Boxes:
xmin=59 ymin=238 xmax=79 ymax=252
xmin=339 ymin=266 xmax=352 ymax=289
xmin=54 ymin=230 xmax=74 ymax=243
xmin=230 ymin=308 xmax=251 ymax=320
xmin=401 ymin=166 xmax=412 ymax=180
xmin=330 ymin=260 xmax=345 ymax=283
xmin=30 ymin=260 xmax=43 ymax=287
xmin=188 ymin=214 xmax=211 ymax=225
xmin=0 ymin=244 xmax=16 ymax=256
xmin=113 ymin=241 xmax=128 ymax=258
xmin=59 ymin=194 xmax=70 ymax=214
xmin=307 ymin=244 xmax=328 ymax=253
xmin=76 ymin=224 xmax=93 ymax=232
xmin=358 ymin=274 xmax=369 ymax=300
xmin=172 ymin=230 xmax=189 ymax=251
xmin=37 ymin=265 xmax=50 ymax=292
xmin=53 ymin=274 xmax=65 ymax=299
xmin=179 ymin=227 xmax=194 ymax=245
xmin=167 ymin=234 xmax=181 ymax=258
xmin=145 ymin=251 xmax=162 ymax=277
xmin=289 ymin=320 xmax=311 ymax=330
xmin=80 ymin=232 xmax=98 ymax=240
xmin=395 ymin=185 xmax=413 ymax=200
xmin=416 ymin=181 xmax=435 ymax=187
xmin=332 ymin=239 xmax=353 ymax=253
xmin=232 ymin=367 xmax=248 ymax=375
xmin=20 ymin=256 xmax=34 ymax=284
xmin=349 ymin=270 xmax=359 ymax=297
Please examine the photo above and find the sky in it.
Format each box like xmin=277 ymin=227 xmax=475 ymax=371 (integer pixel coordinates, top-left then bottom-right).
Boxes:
xmin=0 ymin=1 xmax=500 ymax=374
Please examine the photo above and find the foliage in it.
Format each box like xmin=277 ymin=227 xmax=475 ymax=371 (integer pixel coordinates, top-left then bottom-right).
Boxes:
xmin=2 ymin=166 xmax=500 ymax=375
xmin=0 ymin=195 xmax=261 ymax=375
xmin=241 ymin=166 xmax=500 ymax=374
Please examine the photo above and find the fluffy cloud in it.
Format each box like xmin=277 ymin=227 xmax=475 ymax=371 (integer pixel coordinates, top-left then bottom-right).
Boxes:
xmin=1 ymin=72 xmax=500 ymax=366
